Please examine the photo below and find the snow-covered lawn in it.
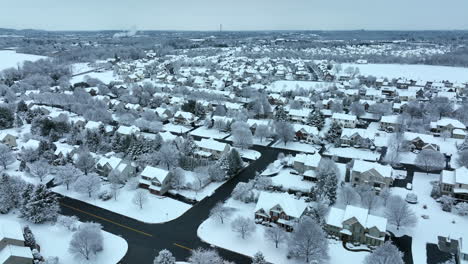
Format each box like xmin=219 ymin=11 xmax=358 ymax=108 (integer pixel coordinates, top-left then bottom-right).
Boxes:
xmin=342 ymin=63 xmax=468 ymax=83
xmin=71 ymin=63 xmax=95 ymax=75
xmin=163 ymin=123 xmax=193 ymax=134
xmin=189 ymin=127 xmax=230 ymax=139
xmin=269 ymin=169 xmax=314 ymax=193
xmin=0 ymin=50 xmax=46 ymax=71
xmin=198 ymin=198 xmax=368 ymax=264
xmin=271 ymin=141 xmax=319 ymax=154
xmin=390 ymin=172 xmax=468 ymax=264
xmin=70 ymin=70 xmax=118 ymax=85
xmin=225 ymin=136 xmax=273 ymax=147
xmin=170 ymin=181 xmax=225 ymax=202
xmin=324 ymin=147 xmax=381 ymax=161
xmin=53 ymin=184 xmax=191 ymax=224
xmin=0 ymin=213 xmax=127 ymax=264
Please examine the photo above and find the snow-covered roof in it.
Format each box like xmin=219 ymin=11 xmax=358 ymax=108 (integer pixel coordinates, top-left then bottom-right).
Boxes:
xmin=341 ymin=128 xmax=375 ymax=140
xmin=116 ymin=125 xmax=140 ymax=135
xmin=255 ymin=191 xmax=307 ymax=218
xmin=174 ymin=111 xmax=195 ymax=120
xmin=455 ymin=167 xmax=468 ymax=185
xmin=196 ymin=138 xmax=229 ymax=152
xmin=0 ymin=221 xmax=24 ymax=241
xmin=246 ymin=119 xmax=271 ymax=128
xmin=288 ymin=109 xmax=311 ymax=118
xmin=380 ymin=115 xmax=400 ymax=124
xmin=332 ymin=113 xmax=357 ymax=121
xmin=0 ymin=245 xmax=33 ymax=263
xmin=53 ymin=143 xmax=75 ymax=156
xmin=431 ymin=118 xmax=466 ymax=130
xmin=85 ymin=121 xmax=102 ymax=130
xmin=159 ymin=131 xmax=177 ymax=142
xmin=293 ymin=124 xmax=319 ymax=135
xmin=97 ymin=156 xmax=121 ymax=169
xmin=326 ymin=205 xmax=387 ymax=233
xmin=294 ymin=153 xmax=321 ymax=168
xmin=23 ymin=139 xmax=40 ymax=150
xmin=141 ymin=166 xmax=170 ymax=184
xmin=441 ymin=170 xmax=455 ymax=185
xmin=352 ymin=160 xmax=393 ymax=179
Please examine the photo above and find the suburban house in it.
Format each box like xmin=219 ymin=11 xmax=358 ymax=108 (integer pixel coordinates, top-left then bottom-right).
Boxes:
xmin=293 ymin=153 xmax=322 ymax=180
xmin=254 ymin=191 xmax=308 ymax=231
xmin=440 ymin=167 xmax=468 ymax=201
xmin=430 ymin=118 xmax=467 ymax=138
xmin=138 ymin=166 xmax=172 ymax=195
xmin=288 ymin=109 xmax=311 ymax=123
xmin=340 ymin=128 xmax=375 ymax=148
xmin=379 ymin=115 xmax=401 ymax=132
xmin=0 ymin=221 xmax=33 ymax=264
xmin=437 ymin=235 xmax=468 ymax=263
xmin=325 ymin=205 xmax=387 ymax=247
xmin=0 ymin=133 xmax=17 ymax=148
xmin=293 ymin=124 xmax=319 ymax=143
xmin=350 ymin=160 xmax=394 ymax=190
xmin=154 ymin=107 xmax=173 ymax=121
xmin=331 ymin=113 xmax=357 ymax=128
xmin=195 ymin=138 xmax=230 ymax=159
xmin=404 ymin=132 xmax=440 ymax=152
xmin=173 ymin=111 xmax=196 ymax=125
xmin=96 ymin=156 xmax=135 ymax=178
xmin=116 ymin=125 xmax=141 ymax=136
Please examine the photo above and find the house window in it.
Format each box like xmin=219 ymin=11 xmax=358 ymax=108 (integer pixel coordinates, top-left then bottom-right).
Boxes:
xmin=354 ymin=177 xmax=359 ymax=182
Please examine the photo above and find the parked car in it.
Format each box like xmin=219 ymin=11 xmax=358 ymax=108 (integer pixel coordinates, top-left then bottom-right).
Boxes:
xmin=406 ymin=193 xmax=418 ymax=204
xmin=406 ymin=183 xmax=413 ymax=190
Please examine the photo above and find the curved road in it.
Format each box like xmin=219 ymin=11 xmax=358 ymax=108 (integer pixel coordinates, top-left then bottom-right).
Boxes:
xmin=59 ymin=145 xmax=293 ymax=264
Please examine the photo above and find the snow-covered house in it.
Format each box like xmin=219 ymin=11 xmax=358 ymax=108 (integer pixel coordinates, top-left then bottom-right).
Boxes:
xmin=154 ymin=107 xmax=173 ymax=121
xmin=173 ymin=111 xmax=196 ymax=125
xmin=437 ymin=235 xmax=468 ymax=263
xmin=195 ymin=138 xmax=230 ymax=158
xmin=430 ymin=118 xmax=466 ymax=138
xmin=340 ymin=128 xmax=375 ymax=148
xmin=116 ymin=125 xmax=140 ymax=136
xmin=0 ymin=221 xmax=33 ymax=264
xmin=379 ymin=115 xmax=401 ymax=132
xmin=96 ymin=156 xmax=135 ymax=178
xmin=325 ymin=205 xmax=387 ymax=247
xmin=440 ymin=167 xmax=468 ymax=201
xmin=351 ymin=160 xmax=394 ymax=190
xmin=404 ymin=132 xmax=440 ymax=152
xmin=0 ymin=133 xmax=17 ymax=148
xmin=331 ymin=113 xmax=357 ymax=128
xmin=293 ymin=124 xmax=319 ymax=143
xmin=293 ymin=153 xmax=322 ymax=180
xmin=254 ymin=191 xmax=308 ymax=231
xmin=138 ymin=166 xmax=172 ymax=195
xmin=288 ymin=109 xmax=311 ymax=123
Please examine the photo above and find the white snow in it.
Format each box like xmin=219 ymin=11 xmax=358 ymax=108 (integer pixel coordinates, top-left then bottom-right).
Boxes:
xmin=53 ymin=184 xmax=191 ymax=224
xmin=343 ymin=63 xmax=468 ymax=83
xmin=0 ymin=214 xmax=127 ymax=264
xmin=271 ymin=141 xmax=319 ymax=154
xmin=70 ymin=70 xmax=118 ymax=85
xmin=190 ymin=127 xmax=230 ymax=139
xmin=0 ymin=50 xmax=46 ymax=71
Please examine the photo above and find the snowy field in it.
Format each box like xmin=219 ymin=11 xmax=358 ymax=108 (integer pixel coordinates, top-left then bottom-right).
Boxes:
xmin=70 ymin=70 xmax=118 ymax=85
xmin=0 ymin=213 xmax=127 ymax=264
xmin=267 ymin=80 xmax=335 ymax=93
xmin=170 ymin=181 xmax=225 ymax=202
xmin=53 ymin=184 xmax=192 ymax=224
xmin=71 ymin=62 xmax=95 ymax=75
xmin=390 ymin=172 xmax=468 ymax=264
xmin=343 ymin=63 xmax=468 ymax=83
xmin=324 ymin=147 xmax=381 ymax=161
xmin=0 ymin=50 xmax=46 ymax=71
xmin=269 ymin=168 xmax=314 ymax=192
xmin=198 ymin=198 xmax=368 ymax=264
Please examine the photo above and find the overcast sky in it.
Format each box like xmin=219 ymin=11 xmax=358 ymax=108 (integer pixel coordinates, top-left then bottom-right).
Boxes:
xmin=2 ymin=0 xmax=468 ymax=31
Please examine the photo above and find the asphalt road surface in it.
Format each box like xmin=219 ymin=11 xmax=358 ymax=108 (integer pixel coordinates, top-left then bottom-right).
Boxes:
xmin=58 ymin=145 xmax=286 ymax=264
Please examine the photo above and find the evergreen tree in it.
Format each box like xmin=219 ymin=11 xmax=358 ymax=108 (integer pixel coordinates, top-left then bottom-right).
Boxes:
xmin=327 ymin=121 xmax=342 ymax=145
xmin=252 ymin=252 xmax=267 ymax=264
xmin=274 ymin=105 xmax=288 ymax=121
xmin=307 ymin=111 xmax=325 ymax=130
xmin=316 ymin=159 xmax=339 ymax=205
xmin=14 ymin=114 xmax=24 ymax=128
xmin=0 ymin=173 xmax=26 ymax=213
xmin=227 ymin=149 xmax=243 ymax=176
xmin=17 ymin=100 xmax=29 ymax=113
xmin=19 ymin=183 xmax=35 ymax=217
xmin=153 ymin=249 xmax=176 ymax=264
xmin=21 ymin=184 xmax=60 ymax=224
xmin=0 ymin=107 xmax=14 ymax=129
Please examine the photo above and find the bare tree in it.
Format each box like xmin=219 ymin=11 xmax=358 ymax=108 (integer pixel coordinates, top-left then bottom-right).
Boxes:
xmin=350 ymin=102 xmax=365 ymax=117
xmin=54 ymin=164 xmax=82 ymax=190
xmin=209 ymin=202 xmax=231 ymax=224
xmin=133 ymin=190 xmax=148 ymax=209
xmin=275 ymin=121 xmax=295 ymax=145
xmin=456 ymin=150 xmax=468 ymax=168
xmin=231 ymin=121 xmax=253 ymax=149
xmin=288 ymin=217 xmax=329 ymax=263
xmin=75 ymin=151 xmax=95 ymax=175
xmin=29 ymin=159 xmax=50 ymax=182
xmin=155 ymin=143 xmax=179 ymax=170
xmin=73 ymin=173 xmax=101 ymax=198
xmin=0 ymin=144 xmax=15 ymax=170
xmin=339 ymin=185 xmax=360 ymax=206
xmin=264 ymin=226 xmax=286 ymax=248
xmin=380 ymin=188 xmax=392 ymax=206
xmin=254 ymin=124 xmax=270 ymax=142
xmin=364 ymin=241 xmax=404 ymax=264
xmin=188 ymin=248 xmax=224 ymax=264
xmin=415 ymin=149 xmax=445 ymax=174
xmin=153 ymin=249 xmax=175 ymax=264
xmin=385 ymin=196 xmax=417 ymax=230
xmin=360 ymin=190 xmax=381 ymax=211
xmin=231 ymin=216 xmax=256 ymax=239
xmin=69 ymin=222 xmax=103 ymax=260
